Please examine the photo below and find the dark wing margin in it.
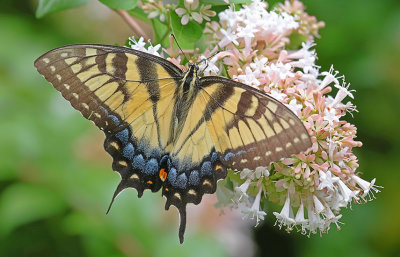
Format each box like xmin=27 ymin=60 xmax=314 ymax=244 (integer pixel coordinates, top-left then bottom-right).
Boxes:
xmin=199 ymin=76 xmax=312 ymax=170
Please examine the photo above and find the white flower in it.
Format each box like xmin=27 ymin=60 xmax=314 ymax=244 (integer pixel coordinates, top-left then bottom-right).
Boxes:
xmin=242 ymin=187 xmax=267 ymax=226
xmin=128 ymin=37 xmax=161 ymax=57
xmin=273 ymin=192 xmax=295 ymax=230
xmin=307 ymin=201 xmax=325 ymax=234
xmin=268 ymin=89 xmax=286 ymax=102
xmin=351 ymin=176 xmax=381 ymax=201
xmin=254 ymin=166 xmax=269 ymax=179
xmin=294 ymin=200 xmax=308 ymax=234
xmin=329 ymin=80 xmax=355 ymax=107
xmin=313 ymin=195 xmax=326 ymax=214
xmin=198 ymin=56 xmax=219 ymax=76
xmin=219 ymin=28 xmax=239 ymax=47
xmin=324 ymin=107 xmax=339 ymax=125
xmin=318 ymin=170 xmax=340 ymax=191
xmin=264 ymin=62 xmax=294 ymax=83
xmin=236 ymin=24 xmax=258 ymax=49
xmin=319 ymin=66 xmax=340 ymax=89
xmin=176 ymin=0 xmax=200 ymax=25
xmin=249 ymin=57 xmax=269 ymax=72
xmin=287 ymin=42 xmax=315 ymax=60
xmin=176 ymin=0 xmax=215 ymax=25
xmin=285 ymin=99 xmax=303 ymax=116
xmin=233 ymin=178 xmax=252 ymax=204
xmin=337 ymin=180 xmax=359 ymax=204
xmin=322 ymin=207 xmax=342 ymax=230
xmin=235 ymin=66 xmax=261 ymax=87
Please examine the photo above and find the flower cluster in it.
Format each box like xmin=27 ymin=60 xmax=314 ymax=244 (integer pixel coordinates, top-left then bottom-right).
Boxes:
xmin=141 ymin=0 xmax=215 ymax=25
xmin=130 ymin=0 xmax=381 ymax=236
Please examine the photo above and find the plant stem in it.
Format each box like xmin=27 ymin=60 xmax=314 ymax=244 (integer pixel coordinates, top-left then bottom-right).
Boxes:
xmin=115 ymin=9 xmax=148 ymax=39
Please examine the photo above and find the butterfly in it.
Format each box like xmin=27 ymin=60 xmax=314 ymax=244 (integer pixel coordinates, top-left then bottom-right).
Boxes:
xmin=34 ymin=44 xmax=312 ymax=243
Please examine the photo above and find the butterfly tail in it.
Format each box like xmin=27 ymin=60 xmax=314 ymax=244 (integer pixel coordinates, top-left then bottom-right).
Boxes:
xmin=178 ymin=207 xmax=187 ymax=244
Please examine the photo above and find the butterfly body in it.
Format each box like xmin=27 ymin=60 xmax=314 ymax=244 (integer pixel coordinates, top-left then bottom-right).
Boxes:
xmin=34 ymin=44 xmax=312 ymax=243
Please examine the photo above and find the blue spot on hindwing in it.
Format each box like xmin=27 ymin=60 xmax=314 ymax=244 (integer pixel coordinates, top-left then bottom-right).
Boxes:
xmin=122 ymin=143 xmax=135 ymax=160
xmin=188 ymin=170 xmax=200 ymax=186
xmin=160 ymin=155 xmax=171 ymax=170
xmin=132 ymin=154 xmax=145 ymax=170
xmin=167 ymin=168 xmax=177 ymax=185
xmin=144 ymin=158 xmax=158 ymax=175
xmin=175 ymin=173 xmax=187 ymax=189
xmin=108 ymin=115 xmax=120 ymax=126
xmin=211 ymin=152 xmax=218 ymax=163
xmin=115 ymin=129 xmax=129 ymax=145
xmin=224 ymin=152 xmax=234 ymax=161
xmin=201 ymin=161 xmax=212 ymax=176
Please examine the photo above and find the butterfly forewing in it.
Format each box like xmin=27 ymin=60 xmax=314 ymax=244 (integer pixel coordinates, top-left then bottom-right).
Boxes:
xmin=199 ymin=77 xmax=312 ymax=170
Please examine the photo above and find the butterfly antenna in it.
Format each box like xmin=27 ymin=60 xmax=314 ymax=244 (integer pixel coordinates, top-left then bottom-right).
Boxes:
xmin=170 ymin=34 xmax=190 ymax=63
xmin=198 ymin=51 xmax=221 ymax=74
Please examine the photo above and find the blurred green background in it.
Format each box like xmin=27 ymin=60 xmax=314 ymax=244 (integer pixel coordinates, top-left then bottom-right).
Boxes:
xmin=0 ymin=0 xmax=399 ymax=256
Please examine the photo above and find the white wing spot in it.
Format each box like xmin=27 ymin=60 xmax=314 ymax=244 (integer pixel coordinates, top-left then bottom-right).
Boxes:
xmin=94 ymin=113 xmax=101 ymax=118
xmin=253 ymin=156 xmax=261 ymax=161
xmin=81 ymin=103 xmax=89 ymax=110
xmin=275 ymin=147 xmax=283 ymax=152
xmin=265 ymin=151 xmax=272 ymax=156
xmin=50 ymin=66 xmax=56 ymax=72
xmin=109 ymin=141 xmax=119 ymax=150
xmin=56 ymin=74 xmax=62 ymax=81
xmin=118 ymin=160 xmax=128 ymax=167
xmin=188 ymin=189 xmax=197 ymax=196
xmin=130 ymin=174 xmax=139 ymax=180
xmin=72 ymin=93 xmax=79 ymax=99
xmin=174 ymin=193 xmax=182 ymax=200
xmin=286 ymin=142 xmax=292 ymax=148
xmin=43 ymin=58 xmax=50 ymax=64
xmin=63 ymin=84 xmax=70 ymax=90
xmin=61 ymin=53 xmax=68 ymax=58
xmin=294 ymin=137 xmax=300 ymax=143
xmin=240 ymin=159 xmax=248 ymax=163
xmin=301 ymin=133 xmax=309 ymax=140
xmin=289 ymin=119 xmax=296 ymax=126
xmin=202 ymin=180 xmax=212 ymax=187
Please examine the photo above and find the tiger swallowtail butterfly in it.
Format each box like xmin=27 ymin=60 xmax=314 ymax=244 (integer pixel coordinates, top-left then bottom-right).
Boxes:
xmin=34 ymin=44 xmax=312 ymax=243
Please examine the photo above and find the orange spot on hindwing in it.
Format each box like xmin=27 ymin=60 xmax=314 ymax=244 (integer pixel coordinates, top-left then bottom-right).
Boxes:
xmin=159 ymin=168 xmax=167 ymax=182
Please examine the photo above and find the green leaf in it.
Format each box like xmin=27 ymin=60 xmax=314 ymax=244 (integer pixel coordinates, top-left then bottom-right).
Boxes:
xmin=201 ymin=0 xmax=252 ymax=5
xmin=169 ymin=11 xmax=203 ymax=50
xmin=99 ymin=0 xmax=137 ymax=10
xmin=152 ymin=19 xmax=169 ymax=46
xmin=35 ymin=0 xmax=90 ymax=18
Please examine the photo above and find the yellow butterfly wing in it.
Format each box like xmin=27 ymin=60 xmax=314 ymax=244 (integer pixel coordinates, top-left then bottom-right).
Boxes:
xmin=198 ymin=77 xmax=312 ymax=170
xmin=34 ymin=45 xmax=185 ymax=194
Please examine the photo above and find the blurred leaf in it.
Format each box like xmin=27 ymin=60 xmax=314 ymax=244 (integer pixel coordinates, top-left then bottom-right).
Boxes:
xmin=0 ymin=183 xmax=67 ymax=236
xmin=99 ymin=0 xmax=138 ymax=10
xmin=35 ymin=0 xmax=90 ymax=18
xmin=287 ymin=32 xmax=308 ymax=50
xmin=202 ymin=0 xmax=251 ymax=5
xmin=169 ymin=11 xmax=203 ymax=49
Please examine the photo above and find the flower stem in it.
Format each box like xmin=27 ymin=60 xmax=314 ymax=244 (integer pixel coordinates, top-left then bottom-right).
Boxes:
xmin=115 ymin=9 xmax=148 ymax=39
